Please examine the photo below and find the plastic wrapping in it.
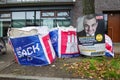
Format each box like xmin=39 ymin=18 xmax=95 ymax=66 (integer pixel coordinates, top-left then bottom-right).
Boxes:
xmin=8 ymin=27 xmax=56 ymax=66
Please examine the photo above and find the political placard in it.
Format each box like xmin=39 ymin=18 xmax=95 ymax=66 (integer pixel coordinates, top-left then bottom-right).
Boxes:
xmin=77 ymin=14 xmax=105 ymax=56
xmin=49 ymin=27 xmax=80 ymax=58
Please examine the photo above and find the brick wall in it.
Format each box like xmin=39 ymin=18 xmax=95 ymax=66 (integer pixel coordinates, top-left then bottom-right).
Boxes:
xmin=95 ymin=0 xmax=120 ymax=13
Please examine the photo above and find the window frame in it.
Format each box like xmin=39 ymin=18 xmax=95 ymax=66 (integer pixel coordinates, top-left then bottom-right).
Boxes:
xmin=0 ymin=12 xmax=11 ymax=19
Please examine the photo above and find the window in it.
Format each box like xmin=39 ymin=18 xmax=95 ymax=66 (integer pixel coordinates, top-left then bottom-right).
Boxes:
xmin=11 ymin=10 xmax=71 ymax=28
xmin=0 ymin=13 xmax=11 ymax=19
xmin=26 ymin=11 xmax=34 ymax=26
xmin=12 ymin=12 xmax=26 ymax=27
xmin=57 ymin=11 xmax=70 ymax=17
xmin=41 ymin=10 xmax=71 ymax=28
xmin=41 ymin=11 xmax=55 ymax=17
xmin=104 ymin=14 xmax=108 ymax=34
xmin=56 ymin=11 xmax=71 ymax=27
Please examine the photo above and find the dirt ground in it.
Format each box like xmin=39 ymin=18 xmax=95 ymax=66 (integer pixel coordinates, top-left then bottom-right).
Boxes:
xmin=0 ymin=55 xmax=120 ymax=80
xmin=0 ymin=56 xmax=84 ymax=79
xmin=0 ymin=43 xmax=84 ymax=79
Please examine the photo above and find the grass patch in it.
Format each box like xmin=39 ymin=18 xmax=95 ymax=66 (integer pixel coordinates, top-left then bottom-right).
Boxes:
xmin=63 ymin=56 xmax=120 ymax=79
xmin=109 ymin=59 xmax=120 ymax=69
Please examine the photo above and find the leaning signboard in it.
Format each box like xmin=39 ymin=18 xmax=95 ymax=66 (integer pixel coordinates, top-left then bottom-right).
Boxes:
xmin=76 ymin=14 xmax=105 ymax=56
xmin=49 ymin=27 xmax=80 ymax=58
xmin=8 ymin=26 xmax=56 ymax=66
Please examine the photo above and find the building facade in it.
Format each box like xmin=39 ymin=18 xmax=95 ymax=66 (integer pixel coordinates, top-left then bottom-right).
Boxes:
xmin=0 ymin=0 xmax=75 ymax=37
xmin=72 ymin=0 xmax=120 ymax=42
xmin=0 ymin=0 xmax=120 ymax=42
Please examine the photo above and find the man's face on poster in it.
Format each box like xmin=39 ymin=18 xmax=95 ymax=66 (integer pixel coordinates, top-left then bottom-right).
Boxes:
xmin=83 ymin=18 xmax=98 ymax=36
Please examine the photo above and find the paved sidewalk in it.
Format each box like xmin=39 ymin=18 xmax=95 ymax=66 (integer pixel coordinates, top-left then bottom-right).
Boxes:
xmin=0 ymin=44 xmax=14 ymax=71
xmin=113 ymin=43 xmax=120 ymax=54
xmin=0 ymin=74 xmax=87 ymax=80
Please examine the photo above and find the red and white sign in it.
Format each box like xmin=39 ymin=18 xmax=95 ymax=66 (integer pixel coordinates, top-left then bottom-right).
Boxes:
xmin=49 ymin=27 xmax=80 ymax=58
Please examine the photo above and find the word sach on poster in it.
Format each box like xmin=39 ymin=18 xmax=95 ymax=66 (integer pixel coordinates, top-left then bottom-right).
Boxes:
xmin=77 ymin=14 xmax=105 ymax=56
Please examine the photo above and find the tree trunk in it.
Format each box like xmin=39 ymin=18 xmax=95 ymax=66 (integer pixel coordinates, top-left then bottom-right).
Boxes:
xmin=82 ymin=0 xmax=95 ymax=15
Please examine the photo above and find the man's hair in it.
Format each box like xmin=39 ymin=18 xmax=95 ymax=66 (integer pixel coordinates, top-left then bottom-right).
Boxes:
xmin=83 ymin=14 xmax=97 ymax=24
xmin=84 ymin=14 xmax=96 ymax=20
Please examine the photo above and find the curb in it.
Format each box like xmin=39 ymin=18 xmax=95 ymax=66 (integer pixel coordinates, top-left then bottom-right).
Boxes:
xmin=0 ymin=74 xmax=87 ymax=80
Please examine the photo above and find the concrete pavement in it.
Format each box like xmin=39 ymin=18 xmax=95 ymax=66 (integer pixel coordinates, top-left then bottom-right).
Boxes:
xmin=0 ymin=43 xmax=14 ymax=71
xmin=0 ymin=74 xmax=87 ymax=80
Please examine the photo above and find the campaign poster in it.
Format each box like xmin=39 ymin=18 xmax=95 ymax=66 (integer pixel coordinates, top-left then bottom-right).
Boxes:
xmin=77 ymin=14 xmax=105 ymax=56
xmin=49 ymin=27 xmax=80 ymax=58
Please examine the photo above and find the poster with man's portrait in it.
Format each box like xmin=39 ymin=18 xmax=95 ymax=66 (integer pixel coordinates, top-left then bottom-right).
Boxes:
xmin=77 ymin=14 xmax=105 ymax=56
